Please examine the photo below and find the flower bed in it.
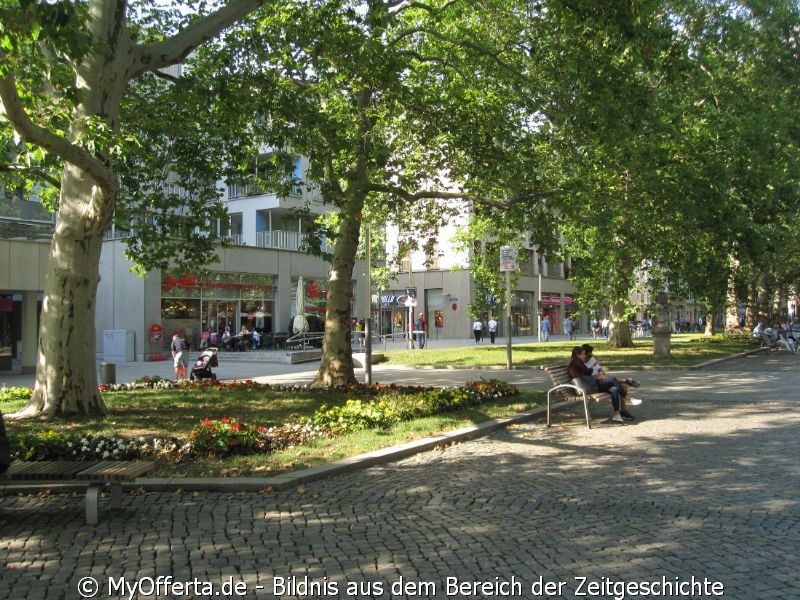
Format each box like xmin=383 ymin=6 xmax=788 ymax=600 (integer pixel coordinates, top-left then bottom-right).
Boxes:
xmin=3 ymin=378 xmax=518 ymax=461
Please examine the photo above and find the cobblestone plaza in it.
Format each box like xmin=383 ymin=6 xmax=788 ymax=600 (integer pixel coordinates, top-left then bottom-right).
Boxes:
xmin=1 ymin=352 xmax=798 ymax=599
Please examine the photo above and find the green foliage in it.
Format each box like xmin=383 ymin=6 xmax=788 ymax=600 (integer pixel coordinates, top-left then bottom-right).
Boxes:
xmin=307 ymin=379 xmax=519 ymax=433
xmin=309 ymin=399 xmax=398 ymax=433
xmin=8 ymin=379 xmax=518 ymax=462
xmin=0 ymin=387 xmax=33 ymax=403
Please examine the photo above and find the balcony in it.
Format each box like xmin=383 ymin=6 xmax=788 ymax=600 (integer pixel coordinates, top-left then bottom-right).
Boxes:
xmin=1 ymin=216 xmax=55 ymax=241
xmin=255 ymin=230 xmax=332 ymax=253
xmin=227 ymin=181 xmax=303 ymax=201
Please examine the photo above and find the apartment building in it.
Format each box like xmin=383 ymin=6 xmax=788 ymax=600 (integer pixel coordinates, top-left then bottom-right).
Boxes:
xmin=0 ymin=156 xmax=370 ymax=369
xmin=382 ymin=200 xmax=578 ymax=342
xmin=96 ymin=154 xmax=372 ymax=360
xmin=1 ymin=159 xmax=582 ymax=372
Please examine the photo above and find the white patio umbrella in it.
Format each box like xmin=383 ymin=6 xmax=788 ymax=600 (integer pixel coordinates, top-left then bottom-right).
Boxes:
xmin=292 ymin=276 xmax=309 ymax=334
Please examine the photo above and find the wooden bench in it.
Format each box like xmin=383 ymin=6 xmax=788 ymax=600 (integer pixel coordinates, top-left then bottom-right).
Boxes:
xmin=0 ymin=460 xmax=155 ymax=524
xmin=541 ymin=364 xmax=614 ymax=429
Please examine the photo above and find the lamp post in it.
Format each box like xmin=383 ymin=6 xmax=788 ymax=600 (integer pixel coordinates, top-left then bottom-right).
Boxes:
xmin=500 ymin=246 xmax=517 ymax=370
xmin=537 ymin=271 xmax=542 ymax=342
xmin=364 ymin=225 xmax=372 ymax=385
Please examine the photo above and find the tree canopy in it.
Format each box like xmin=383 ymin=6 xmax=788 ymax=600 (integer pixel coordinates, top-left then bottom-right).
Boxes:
xmin=1 ymin=0 xmax=799 ymax=417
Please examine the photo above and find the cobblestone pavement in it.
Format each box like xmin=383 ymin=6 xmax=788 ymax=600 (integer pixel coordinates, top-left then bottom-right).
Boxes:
xmin=2 ymin=353 xmax=799 ymax=599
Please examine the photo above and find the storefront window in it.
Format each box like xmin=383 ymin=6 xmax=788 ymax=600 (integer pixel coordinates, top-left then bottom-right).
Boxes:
xmin=379 ymin=290 xmax=416 ymax=337
xmin=0 ymin=295 xmax=15 ymax=365
xmin=512 ymin=292 xmax=533 ymax=336
xmin=202 ymin=272 xmax=243 ymax=300
xmin=161 ymin=299 xmax=200 ymax=319
xmin=160 ymin=272 xmax=277 ymax=348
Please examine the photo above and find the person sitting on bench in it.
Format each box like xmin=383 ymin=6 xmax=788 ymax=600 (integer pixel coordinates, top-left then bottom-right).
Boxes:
xmin=568 ymin=346 xmax=628 ymax=424
xmin=582 ymin=343 xmax=640 ymax=420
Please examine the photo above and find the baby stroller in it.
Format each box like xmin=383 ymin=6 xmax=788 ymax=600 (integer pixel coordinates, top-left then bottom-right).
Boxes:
xmin=190 ymin=347 xmax=219 ymax=380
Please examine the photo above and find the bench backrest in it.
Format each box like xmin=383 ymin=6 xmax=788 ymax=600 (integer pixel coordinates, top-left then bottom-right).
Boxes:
xmin=541 ymin=364 xmax=585 ymax=400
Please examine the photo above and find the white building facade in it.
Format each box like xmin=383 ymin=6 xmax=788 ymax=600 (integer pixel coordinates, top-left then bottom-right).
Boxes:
xmin=1 ymin=159 xmax=583 ymax=373
xmin=382 ymin=200 xmax=579 ymax=342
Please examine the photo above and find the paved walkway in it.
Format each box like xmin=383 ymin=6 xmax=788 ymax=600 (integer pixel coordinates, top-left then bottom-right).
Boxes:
xmin=1 ymin=351 xmax=799 ymax=598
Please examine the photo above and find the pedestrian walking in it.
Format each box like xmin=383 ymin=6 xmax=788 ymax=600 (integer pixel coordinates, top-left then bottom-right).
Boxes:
xmin=472 ymin=319 xmax=483 ymax=343
xmin=171 ymin=332 xmax=189 ymax=382
xmin=540 ymin=315 xmax=551 ymax=341
xmin=488 ymin=317 xmax=498 ymax=344
xmin=415 ymin=313 xmax=427 ymax=349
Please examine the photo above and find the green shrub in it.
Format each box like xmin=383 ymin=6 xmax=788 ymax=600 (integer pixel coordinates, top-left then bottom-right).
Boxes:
xmin=7 ymin=379 xmax=518 ymax=462
xmin=308 ymin=378 xmax=518 ymax=431
xmin=0 ymin=386 xmax=33 ymax=403
xmin=309 ymin=399 xmax=398 ymax=432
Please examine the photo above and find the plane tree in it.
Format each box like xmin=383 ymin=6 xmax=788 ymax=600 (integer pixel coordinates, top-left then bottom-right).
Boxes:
xmin=193 ymin=0 xmax=568 ymax=386
xmin=0 ymin=0 xmax=274 ymax=419
xmin=538 ymin=0 xmax=800 ymax=347
xmin=650 ymin=0 xmax=800 ymax=333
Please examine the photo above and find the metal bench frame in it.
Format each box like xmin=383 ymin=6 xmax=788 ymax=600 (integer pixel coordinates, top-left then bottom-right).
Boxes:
xmin=0 ymin=460 xmax=155 ymax=524
xmin=541 ymin=364 xmax=613 ymax=429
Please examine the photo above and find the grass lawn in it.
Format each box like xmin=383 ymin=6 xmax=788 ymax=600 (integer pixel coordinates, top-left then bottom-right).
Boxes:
xmin=0 ymin=384 xmax=544 ymax=478
xmin=382 ymin=333 xmax=758 ymax=368
xmin=0 ymin=333 xmax=758 ymax=478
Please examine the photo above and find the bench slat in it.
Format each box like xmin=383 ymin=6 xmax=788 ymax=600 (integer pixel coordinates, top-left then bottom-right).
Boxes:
xmin=75 ymin=460 xmax=155 ymax=481
xmin=541 ymin=365 xmax=611 ymax=400
xmin=0 ymin=460 xmax=155 ymax=525
xmin=5 ymin=461 xmax=101 ymax=481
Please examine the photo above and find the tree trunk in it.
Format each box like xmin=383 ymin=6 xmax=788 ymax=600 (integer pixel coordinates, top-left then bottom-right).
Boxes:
xmin=704 ymin=311 xmax=715 ymax=336
xmin=606 ymin=301 xmax=633 ymax=348
xmin=312 ymin=200 xmax=362 ymax=387
xmin=651 ymin=292 xmax=671 ymax=359
xmin=13 ymin=166 xmax=110 ymax=418
xmin=724 ymin=266 xmax=740 ymax=332
xmin=745 ymin=274 xmax=760 ymax=328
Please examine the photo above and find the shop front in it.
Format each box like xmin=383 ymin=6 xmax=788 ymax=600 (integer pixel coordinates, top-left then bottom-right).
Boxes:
xmin=289 ymin=276 xmax=328 ymax=334
xmin=379 ymin=290 xmax=418 ymax=338
xmin=0 ymin=295 xmax=19 ymax=371
xmin=539 ymin=294 xmax=577 ymax=336
xmin=160 ymin=272 xmax=276 ymax=351
xmin=510 ymin=291 xmax=534 ymax=336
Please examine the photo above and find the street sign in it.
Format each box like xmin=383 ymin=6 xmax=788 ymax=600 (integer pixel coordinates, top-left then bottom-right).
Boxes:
xmin=500 ymin=246 xmax=517 ymax=272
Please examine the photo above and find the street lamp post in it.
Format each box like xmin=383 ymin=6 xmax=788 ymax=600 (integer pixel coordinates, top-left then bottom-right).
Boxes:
xmin=364 ymin=225 xmax=372 ymax=385
xmin=500 ymin=246 xmax=517 ymax=370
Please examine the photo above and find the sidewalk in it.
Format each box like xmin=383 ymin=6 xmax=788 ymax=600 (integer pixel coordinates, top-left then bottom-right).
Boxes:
xmin=0 ymin=334 xmax=551 ymax=389
xmin=2 ymin=351 xmax=798 ymax=599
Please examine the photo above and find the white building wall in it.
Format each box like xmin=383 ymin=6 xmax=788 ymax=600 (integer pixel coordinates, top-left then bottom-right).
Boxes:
xmin=96 ymin=239 xmax=368 ymax=361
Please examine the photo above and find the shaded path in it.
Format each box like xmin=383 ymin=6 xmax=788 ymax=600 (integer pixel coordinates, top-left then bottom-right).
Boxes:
xmin=1 ymin=353 xmax=799 ymax=599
